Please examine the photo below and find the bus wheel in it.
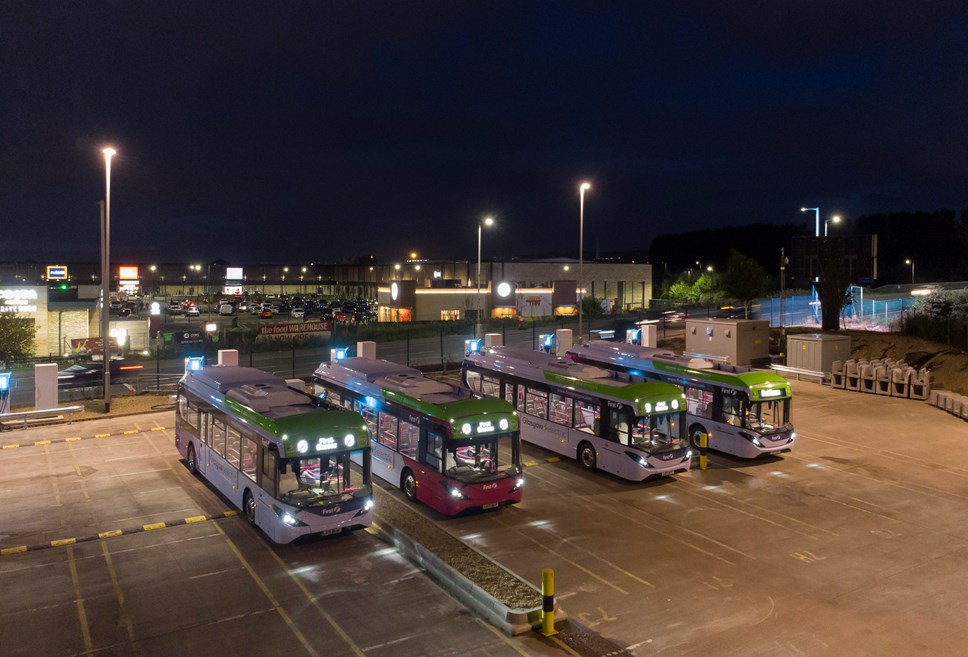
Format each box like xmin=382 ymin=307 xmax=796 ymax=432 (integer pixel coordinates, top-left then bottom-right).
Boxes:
xmin=186 ymin=444 xmax=198 ymax=475
xmin=243 ymin=491 xmax=256 ymax=526
xmin=578 ymin=442 xmax=597 ymax=471
xmin=401 ymin=470 xmax=418 ymax=503
xmin=690 ymin=425 xmax=707 ymax=449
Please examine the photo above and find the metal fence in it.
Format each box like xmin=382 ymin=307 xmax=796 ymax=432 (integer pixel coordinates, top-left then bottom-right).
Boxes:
xmin=755 ymin=293 xmax=915 ymax=329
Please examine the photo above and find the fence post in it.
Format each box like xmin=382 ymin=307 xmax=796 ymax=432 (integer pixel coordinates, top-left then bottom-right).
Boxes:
xmin=440 ymin=328 xmax=445 ymax=372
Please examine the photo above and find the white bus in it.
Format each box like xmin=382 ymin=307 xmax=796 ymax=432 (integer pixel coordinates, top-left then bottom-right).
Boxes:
xmin=313 ymin=357 xmax=524 ymax=515
xmin=175 ymin=365 xmax=374 ymax=543
xmin=463 ymin=347 xmax=691 ymax=480
xmin=566 ymin=341 xmax=795 ymax=458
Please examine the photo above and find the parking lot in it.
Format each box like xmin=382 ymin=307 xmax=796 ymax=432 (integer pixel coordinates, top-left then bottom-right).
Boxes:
xmin=3 ymin=378 xmax=968 ymax=656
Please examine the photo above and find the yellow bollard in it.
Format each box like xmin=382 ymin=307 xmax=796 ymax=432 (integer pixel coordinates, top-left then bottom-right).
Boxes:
xmin=540 ymin=568 xmax=558 ymax=636
xmin=699 ymin=432 xmax=709 ymax=471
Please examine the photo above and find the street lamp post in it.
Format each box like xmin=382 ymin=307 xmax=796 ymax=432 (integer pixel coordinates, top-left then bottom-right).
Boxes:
xmin=101 ymin=147 xmax=116 ymax=412
xmin=824 ymin=214 xmax=841 ymax=237
xmin=477 ymin=216 xmax=494 ymax=322
xmin=801 ymin=207 xmax=820 ymax=237
xmin=905 ymin=259 xmax=915 ymax=284
xmin=578 ymin=182 xmax=591 ymax=338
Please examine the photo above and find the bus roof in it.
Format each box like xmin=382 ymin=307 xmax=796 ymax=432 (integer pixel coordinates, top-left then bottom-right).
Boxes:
xmin=315 ymin=357 xmax=519 ymax=438
xmin=568 ymin=341 xmax=792 ymax=399
xmin=183 ymin=366 xmax=369 ymax=455
xmin=466 ymin=347 xmax=685 ymax=416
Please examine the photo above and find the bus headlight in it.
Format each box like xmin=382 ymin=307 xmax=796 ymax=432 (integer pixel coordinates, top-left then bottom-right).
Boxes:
xmin=512 ymin=477 xmax=525 ymax=491
xmin=272 ymin=505 xmax=308 ymax=527
xmin=449 ymin=486 xmax=468 ymax=500
xmin=364 ymin=499 xmax=374 ymax=511
xmin=686 ymin=450 xmax=693 ymax=458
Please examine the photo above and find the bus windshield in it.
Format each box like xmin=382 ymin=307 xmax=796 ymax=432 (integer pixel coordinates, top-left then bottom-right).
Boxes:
xmin=746 ymin=399 xmax=790 ymax=433
xmin=628 ymin=413 xmax=687 ymax=452
xmin=445 ymin=435 xmax=520 ymax=483
xmin=278 ymin=452 xmax=369 ymax=508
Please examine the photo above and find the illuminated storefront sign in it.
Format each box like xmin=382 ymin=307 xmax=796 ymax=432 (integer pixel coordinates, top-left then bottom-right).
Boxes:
xmin=119 ymin=266 xmax=139 ymax=280
xmin=0 ymin=289 xmax=39 ymax=313
xmin=46 ymin=265 xmax=68 ymax=280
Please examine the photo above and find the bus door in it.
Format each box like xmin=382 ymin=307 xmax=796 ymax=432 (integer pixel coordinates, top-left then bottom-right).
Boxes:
xmin=196 ymin=411 xmax=211 ymax=476
xmin=416 ymin=429 xmax=447 ymax=509
xmin=600 ymin=407 xmax=631 ymax=465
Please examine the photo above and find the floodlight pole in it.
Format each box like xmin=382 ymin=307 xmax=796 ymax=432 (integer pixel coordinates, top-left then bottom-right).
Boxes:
xmin=101 ymin=148 xmax=116 ymax=412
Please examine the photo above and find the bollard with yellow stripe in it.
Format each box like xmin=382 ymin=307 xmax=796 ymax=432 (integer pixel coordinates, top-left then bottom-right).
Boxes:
xmin=540 ymin=568 xmax=558 ymax=637
xmin=699 ymin=432 xmax=709 ymax=471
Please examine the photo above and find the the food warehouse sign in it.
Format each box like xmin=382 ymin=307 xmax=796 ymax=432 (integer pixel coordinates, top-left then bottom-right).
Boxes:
xmin=258 ymin=321 xmax=333 ymax=337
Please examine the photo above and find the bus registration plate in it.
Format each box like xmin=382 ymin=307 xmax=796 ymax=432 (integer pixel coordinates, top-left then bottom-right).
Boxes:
xmin=320 ymin=528 xmax=341 ymax=537
xmin=482 ymin=502 xmax=499 ymax=510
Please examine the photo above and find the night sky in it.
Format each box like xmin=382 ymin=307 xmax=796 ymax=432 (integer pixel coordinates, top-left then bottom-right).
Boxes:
xmin=3 ymin=2 xmax=967 ymax=265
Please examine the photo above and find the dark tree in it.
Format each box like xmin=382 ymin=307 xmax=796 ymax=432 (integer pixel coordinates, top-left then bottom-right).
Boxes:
xmin=815 ymin=242 xmax=854 ymax=331
xmin=720 ymin=249 xmax=768 ymax=318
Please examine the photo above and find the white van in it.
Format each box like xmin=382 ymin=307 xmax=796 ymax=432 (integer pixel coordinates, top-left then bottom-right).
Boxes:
xmin=218 ymin=303 xmax=235 ymax=316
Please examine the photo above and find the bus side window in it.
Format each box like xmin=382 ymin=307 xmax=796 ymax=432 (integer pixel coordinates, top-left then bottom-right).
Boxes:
xmin=379 ymin=412 xmax=399 ymax=449
xmin=526 ymin=388 xmax=549 ymax=419
xmin=241 ymin=436 xmax=258 ymax=480
xmin=261 ymin=447 xmax=277 ymax=497
xmin=211 ymin=418 xmax=227 ymax=457
xmin=226 ymin=427 xmax=241 ymax=467
xmin=482 ymin=376 xmax=500 ymax=398
xmin=466 ymin=370 xmax=482 ymax=393
xmin=398 ymin=419 xmax=419 ymax=459
xmin=549 ymin=393 xmax=573 ymax=426
xmin=685 ymin=387 xmax=713 ymax=419
xmin=574 ymin=400 xmax=600 ymax=435
xmin=360 ymin=405 xmax=378 ymax=437
xmin=516 ymin=385 xmax=526 ymax=412
xmin=503 ymin=382 xmax=515 ymax=405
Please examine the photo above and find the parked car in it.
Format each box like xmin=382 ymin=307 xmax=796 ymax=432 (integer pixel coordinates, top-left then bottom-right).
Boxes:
xmin=185 ymin=305 xmax=200 ymax=317
xmin=291 ymin=307 xmax=305 ymax=319
xmin=57 ymin=359 xmax=145 ymax=388
xmin=167 ymin=300 xmax=183 ymax=315
xmin=260 ymin=308 xmax=273 ymax=318
xmin=218 ymin=303 xmax=235 ymax=316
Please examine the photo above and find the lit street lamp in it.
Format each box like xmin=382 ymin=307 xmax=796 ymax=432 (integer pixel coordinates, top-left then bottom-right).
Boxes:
xmin=905 ymin=259 xmax=915 ymax=284
xmin=824 ymin=214 xmax=841 ymax=237
xmin=477 ymin=216 xmax=494 ymax=321
xmin=801 ymin=206 xmax=820 ymax=237
xmin=578 ymin=182 xmax=591 ymax=338
xmin=101 ymin=147 xmax=116 ymax=412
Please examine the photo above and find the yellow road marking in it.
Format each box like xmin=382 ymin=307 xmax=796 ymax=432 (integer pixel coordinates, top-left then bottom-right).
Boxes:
xmin=151 ymin=426 xmax=165 ymax=431
xmin=123 ymin=430 xmax=139 ymax=435
xmin=143 ymin=522 xmax=167 ymax=531
xmin=523 ymin=460 xmax=540 ymax=467
xmin=546 ymin=456 xmax=561 ymax=463
xmin=2 ymin=444 xmax=19 ymax=449
xmin=474 ymin=617 xmax=535 ymax=656
xmin=34 ymin=440 xmax=52 ymax=446
xmin=214 ymin=524 xmax=320 ymax=657
xmin=101 ymin=542 xmax=139 ymax=653
xmin=51 ymin=538 xmax=77 ymax=547
xmin=66 ymin=546 xmax=94 ymax=653
xmin=65 ymin=436 xmax=81 ymax=442
xmin=1 ymin=545 xmax=27 ymax=555
xmin=223 ymin=510 xmax=239 ymax=517
xmin=95 ymin=433 xmax=111 ymax=438
xmin=99 ymin=530 xmax=123 ymax=539
xmin=264 ymin=540 xmax=367 ymax=657
xmin=548 ymin=635 xmax=583 ymax=657
xmin=185 ymin=515 xmax=207 ymax=524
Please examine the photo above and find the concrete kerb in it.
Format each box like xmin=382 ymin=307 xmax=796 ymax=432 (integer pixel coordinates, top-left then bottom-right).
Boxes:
xmin=370 ymin=518 xmax=565 ymax=635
